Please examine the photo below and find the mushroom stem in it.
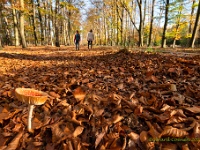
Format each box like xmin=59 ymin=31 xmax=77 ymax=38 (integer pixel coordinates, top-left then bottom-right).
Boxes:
xmin=27 ymin=104 xmax=35 ymax=133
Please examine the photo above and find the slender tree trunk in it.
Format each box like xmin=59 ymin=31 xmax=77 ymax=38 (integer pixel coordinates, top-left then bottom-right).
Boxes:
xmin=148 ymin=0 xmax=155 ymax=47
xmin=63 ymin=20 xmax=67 ymax=45
xmin=116 ymin=0 xmax=119 ymax=45
xmin=143 ymin=0 xmax=147 ymax=45
xmin=11 ymin=0 xmax=20 ymax=46
xmin=187 ymin=0 xmax=196 ymax=46
xmin=120 ymin=8 xmax=124 ymax=46
xmin=49 ymin=0 xmax=53 ymax=45
xmin=190 ymin=0 xmax=200 ymax=48
xmin=189 ymin=0 xmax=196 ymax=34
xmin=137 ymin=0 xmax=144 ymax=47
xmin=161 ymin=0 xmax=169 ymax=48
xmin=4 ymin=16 xmax=10 ymax=46
xmin=31 ymin=0 xmax=38 ymax=46
xmin=0 ymin=3 xmax=3 ymax=48
xmin=37 ymin=0 xmax=45 ymax=45
xmin=19 ymin=0 xmax=27 ymax=48
xmin=172 ymin=3 xmax=183 ymax=48
xmin=55 ymin=0 xmax=60 ymax=47
xmin=44 ymin=1 xmax=47 ymax=45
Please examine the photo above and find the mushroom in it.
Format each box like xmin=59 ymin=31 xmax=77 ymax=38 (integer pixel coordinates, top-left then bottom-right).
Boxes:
xmin=15 ymin=88 xmax=48 ymax=133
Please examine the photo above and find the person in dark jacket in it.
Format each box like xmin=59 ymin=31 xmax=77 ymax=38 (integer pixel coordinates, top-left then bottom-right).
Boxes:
xmin=74 ymin=30 xmax=81 ymax=50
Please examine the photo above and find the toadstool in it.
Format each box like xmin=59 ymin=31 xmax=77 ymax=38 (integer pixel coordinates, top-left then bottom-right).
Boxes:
xmin=15 ymin=88 xmax=48 ymax=133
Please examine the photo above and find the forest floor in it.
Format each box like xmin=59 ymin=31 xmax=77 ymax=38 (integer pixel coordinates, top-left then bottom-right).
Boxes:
xmin=0 ymin=46 xmax=200 ymax=150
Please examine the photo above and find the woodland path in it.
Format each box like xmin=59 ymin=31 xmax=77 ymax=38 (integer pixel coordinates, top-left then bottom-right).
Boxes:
xmin=0 ymin=46 xmax=199 ymax=149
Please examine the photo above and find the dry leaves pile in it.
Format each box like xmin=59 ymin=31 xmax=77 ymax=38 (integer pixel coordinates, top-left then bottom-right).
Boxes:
xmin=0 ymin=47 xmax=200 ymax=150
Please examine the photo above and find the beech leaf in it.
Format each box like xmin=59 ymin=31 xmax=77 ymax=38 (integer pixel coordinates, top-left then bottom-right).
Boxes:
xmin=5 ymin=131 xmax=23 ymax=150
xmin=160 ymin=126 xmax=189 ymax=138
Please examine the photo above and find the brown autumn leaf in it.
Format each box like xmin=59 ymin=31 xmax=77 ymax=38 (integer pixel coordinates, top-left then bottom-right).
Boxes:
xmin=167 ymin=116 xmax=188 ymax=125
xmin=159 ymin=126 xmax=189 ymax=138
xmin=128 ymin=131 xmax=144 ymax=149
xmin=72 ymin=87 xmax=86 ymax=102
xmin=51 ymin=122 xmax=64 ymax=143
xmin=108 ymin=93 xmax=122 ymax=105
xmin=72 ymin=126 xmax=84 ymax=138
xmin=95 ymin=131 xmax=106 ymax=149
xmin=161 ymin=143 xmax=177 ymax=150
xmin=49 ymin=91 xmax=60 ymax=98
xmin=139 ymin=131 xmax=149 ymax=143
xmin=4 ymin=131 xmax=23 ymax=150
xmin=0 ymin=134 xmax=9 ymax=147
xmin=184 ymin=106 xmax=200 ymax=114
xmin=112 ymin=114 xmax=124 ymax=124
xmin=146 ymin=121 xmax=160 ymax=138
xmin=191 ymin=121 xmax=200 ymax=140
xmin=12 ymin=123 xmax=23 ymax=132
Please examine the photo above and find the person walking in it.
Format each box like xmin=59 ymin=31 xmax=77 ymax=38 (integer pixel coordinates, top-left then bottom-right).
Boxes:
xmin=87 ymin=29 xmax=94 ymax=49
xmin=74 ymin=30 xmax=81 ymax=50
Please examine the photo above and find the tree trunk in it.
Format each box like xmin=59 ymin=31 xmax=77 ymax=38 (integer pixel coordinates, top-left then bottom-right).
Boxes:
xmin=190 ymin=0 xmax=200 ymax=48
xmin=148 ymin=0 xmax=155 ymax=47
xmin=49 ymin=0 xmax=53 ymax=45
xmin=19 ymin=0 xmax=27 ymax=48
xmin=116 ymin=0 xmax=119 ymax=45
xmin=0 ymin=3 xmax=3 ymax=48
xmin=187 ymin=0 xmax=196 ymax=46
xmin=172 ymin=3 xmax=183 ymax=48
xmin=189 ymin=0 xmax=196 ymax=34
xmin=44 ymin=1 xmax=48 ymax=45
xmin=137 ymin=0 xmax=144 ymax=47
xmin=55 ymin=0 xmax=60 ymax=47
xmin=11 ymin=0 xmax=20 ymax=46
xmin=31 ymin=0 xmax=38 ymax=46
xmin=161 ymin=0 xmax=169 ymax=48
xmin=4 ymin=16 xmax=10 ymax=46
xmin=37 ymin=0 xmax=45 ymax=45
xmin=63 ymin=20 xmax=67 ymax=45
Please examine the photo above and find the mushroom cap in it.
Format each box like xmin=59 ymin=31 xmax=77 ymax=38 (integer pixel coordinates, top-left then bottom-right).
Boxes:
xmin=15 ymin=88 xmax=48 ymax=105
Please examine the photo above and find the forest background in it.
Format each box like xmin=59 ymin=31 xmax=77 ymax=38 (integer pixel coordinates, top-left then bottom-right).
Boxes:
xmin=0 ymin=0 xmax=200 ymax=49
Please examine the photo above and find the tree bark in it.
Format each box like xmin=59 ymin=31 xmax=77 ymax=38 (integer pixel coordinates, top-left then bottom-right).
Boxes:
xmin=11 ymin=0 xmax=20 ymax=46
xmin=19 ymin=0 xmax=27 ymax=48
xmin=55 ymin=0 xmax=60 ymax=47
xmin=189 ymin=0 xmax=200 ymax=48
xmin=137 ymin=0 xmax=144 ymax=47
xmin=0 ymin=3 xmax=3 ymax=48
xmin=31 ymin=0 xmax=38 ymax=46
xmin=189 ymin=0 xmax=196 ymax=34
xmin=161 ymin=0 xmax=169 ymax=48
xmin=172 ymin=2 xmax=183 ymax=48
xmin=148 ymin=0 xmax=155 ymax=47
xmin=36 ymin=0 xmax=45 ymax=45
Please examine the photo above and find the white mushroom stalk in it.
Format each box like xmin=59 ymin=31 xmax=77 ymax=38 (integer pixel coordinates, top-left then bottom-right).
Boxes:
xmin=27 ymin=104 xmax=35 ymax=133
xmin=15 ymin=88 xmax=48 ymax=133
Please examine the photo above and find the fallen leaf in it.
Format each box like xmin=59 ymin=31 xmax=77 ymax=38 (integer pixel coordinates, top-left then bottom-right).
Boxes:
xmin=159 ymin=126 xmax=188 ymax=138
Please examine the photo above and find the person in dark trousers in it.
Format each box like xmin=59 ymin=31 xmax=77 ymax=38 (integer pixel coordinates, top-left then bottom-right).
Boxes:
xmin=74 ymin=30 xmax=81 ymax=50
xmin=87 ymin=29 xmax=94 ymax=49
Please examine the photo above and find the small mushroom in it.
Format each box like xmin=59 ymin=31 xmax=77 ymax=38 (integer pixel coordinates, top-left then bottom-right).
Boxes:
xmin=15 ymin=88 xmax=48 ymax=133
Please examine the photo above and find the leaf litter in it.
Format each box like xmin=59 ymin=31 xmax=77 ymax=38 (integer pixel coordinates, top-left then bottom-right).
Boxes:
xmin=0 ymin=46 xmax=200 ymax=149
